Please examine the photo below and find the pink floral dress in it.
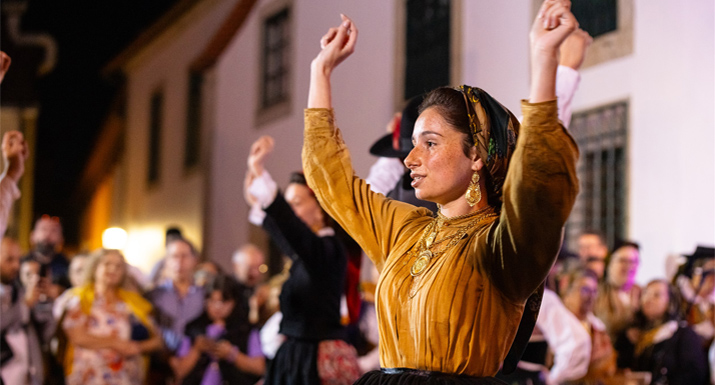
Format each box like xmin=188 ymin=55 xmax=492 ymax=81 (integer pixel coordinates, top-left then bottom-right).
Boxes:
xmin=62 ymin=294 xmax=145 ymax=385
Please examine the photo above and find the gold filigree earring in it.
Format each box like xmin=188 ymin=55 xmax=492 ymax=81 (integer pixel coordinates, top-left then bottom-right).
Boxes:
xmin=465 ymin=172 xmax=481 ymax=207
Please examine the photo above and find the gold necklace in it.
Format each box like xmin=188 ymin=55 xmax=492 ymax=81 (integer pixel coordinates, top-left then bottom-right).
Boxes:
xmin=409 ymin=208 xmax=498 ymax=277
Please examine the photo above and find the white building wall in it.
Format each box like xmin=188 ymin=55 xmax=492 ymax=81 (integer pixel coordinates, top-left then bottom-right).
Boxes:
xmin=573 ymin=0 xmax=715 ymax=284
xmin=120 ymin=0 xmax=240 ymax=271
xmin=205 ymin=0 xmax=713 ymax=283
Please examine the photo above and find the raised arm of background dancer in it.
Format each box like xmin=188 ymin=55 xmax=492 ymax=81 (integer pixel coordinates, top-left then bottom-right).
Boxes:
xmin=308 ymin=14 xmax=358 ymax=109
xmin=481 ymin=0 xmax=579 ymax=302
xmin=557 ymin=28 xmax=592 ymax=128
xmin=244 ymin=136 xmax=295 ymax=258
xmin=0 ymin=131 xmax=28 ymax=236
xmin=244 ymin=136 xmax=338 ymax=267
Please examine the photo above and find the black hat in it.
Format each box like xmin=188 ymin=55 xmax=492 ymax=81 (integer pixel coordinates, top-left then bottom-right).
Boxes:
xmin=681 ymin=245 xmax=715 ymax=278
xmin=369 ymin=95 xmax=425 ymax=158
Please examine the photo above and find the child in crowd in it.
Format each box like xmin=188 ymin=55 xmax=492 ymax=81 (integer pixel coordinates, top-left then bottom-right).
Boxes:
xmin=171 ymin=274 xmax=265 ymax=385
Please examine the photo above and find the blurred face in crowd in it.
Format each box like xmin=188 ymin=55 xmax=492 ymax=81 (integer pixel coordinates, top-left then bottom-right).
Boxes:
xmin=607 ymin=246 xmax=639 ymax=289
xmin=232 ymin=245 xmax=266 ymax=288
xmin=285 ymin=183 xmax=325 ymax=233
xmin=563 ymin=274 xmax=599 ymax=320
xmin=165 ymin=240 xmax=197 ymax=283
xmin=69 ymin=255 xmax=88 ymax=288
xmin=194 ymin=261 xmax=219 ymax=288
xmin=94 ymin=251 xmax=126 ymax=289
xmin=20 ymin=260 xmax=40 ymax=288
xmin=640 ymin=281 xmax=670 ymax=323
xmin=577 ymin=234 xmax=608 ymax=278
xmin=30 ymin=217 xmax=63 ymax=255
xmin=0 ymin=237 xmax=22 ymax=284
xmin=206 ymin=290 xmax=235 ymax=322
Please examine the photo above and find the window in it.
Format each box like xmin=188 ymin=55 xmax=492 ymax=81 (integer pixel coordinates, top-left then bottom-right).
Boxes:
xmin=566 ymin=101 xmax=628 ymax=249
xmin=404 ymin=0 xmax=451 ymax=101
xmin=531 ymin=0 xmax=633 ymax=68
xmin=260 ymin=7 xmax=290 ymax=110
xmin=572 ymin=0 xmax=617 ymax=38
xmin=148 ymin=91 xmax=163 ymax=185
xmin=185 ymin=72 xmax=202 ymax=169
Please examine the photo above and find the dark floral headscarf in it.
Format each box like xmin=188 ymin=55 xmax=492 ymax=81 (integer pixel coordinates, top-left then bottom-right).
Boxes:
xmin=458 ymin=85 xmax=520 ymax=201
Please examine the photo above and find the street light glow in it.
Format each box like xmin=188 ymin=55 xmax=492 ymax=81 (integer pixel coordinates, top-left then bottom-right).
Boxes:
xmin=102 ymin=227 xmax=128 ymax=250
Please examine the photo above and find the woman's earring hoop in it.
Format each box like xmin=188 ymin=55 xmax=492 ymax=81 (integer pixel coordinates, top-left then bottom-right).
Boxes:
xmin=465 ymin=172 xmax=482 ymax=207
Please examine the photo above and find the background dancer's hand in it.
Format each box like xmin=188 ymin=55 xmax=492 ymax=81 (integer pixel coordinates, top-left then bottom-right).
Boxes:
xmin=308 ymin=14 xmax=358 ymax=108
xmin=529 ymin=0 xmax=578 ymax=103
xmin=248 ymin=135 xmax=274 ymax=177
xmin=559 ymin=28 xmax=592 ymax=70
xmin=244 ymin=135 xmax=274 ymax=206
xmin=2 ymin=130 xmax=29 ymax=183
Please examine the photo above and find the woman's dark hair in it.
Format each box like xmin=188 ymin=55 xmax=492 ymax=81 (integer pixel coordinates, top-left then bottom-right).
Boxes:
xmin=204 ymin=273 xmax=240 ymax=302
xmin=418 ymin=87 xmax=500 ymax=208
xmin=287 ymin=171 xmax=333 ymax=229
xmin=185 ymin=274 xmax=243 ymax=343
xmin=612 ymin=239 xmax=640 ymax=253
xmin=603 ymin=239 xmax=640 ymax=279
xmin=289 ymin=171 xmax=308 ymax=187
xmin=419 ymin=87 xmax=473 ymax=156
xmin=633 ymin=279 xmax=683 ymax=329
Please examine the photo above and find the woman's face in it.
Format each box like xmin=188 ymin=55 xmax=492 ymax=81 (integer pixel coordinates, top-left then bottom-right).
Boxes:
xmin=285 ymin=183 xmax=324 ymax=231
xmin=206 ymin=290 xmax=235 ymax=322
xmin=95 ymin=251 xmax=125 ymax=289
xmin=565 ymin=276 xmax=599 ymax=318
xmin=641 ymin=281 xmax=670 ymax=322
xmin=607 ymin=246 xmax=639 ymax=288
xmin=404 ymin=107 xmax=477 ymax=206
xmin=69 ymin=256 xmax=87 ymax=287
xmin=19 ymin=261 xmax=40 ymax=288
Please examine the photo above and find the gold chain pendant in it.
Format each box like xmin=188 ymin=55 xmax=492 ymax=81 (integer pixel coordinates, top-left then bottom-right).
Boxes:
xmin=410 ymin=250 xmax=432 ymax=276
xmin=425 ymin=232 xmax=437 ymax=248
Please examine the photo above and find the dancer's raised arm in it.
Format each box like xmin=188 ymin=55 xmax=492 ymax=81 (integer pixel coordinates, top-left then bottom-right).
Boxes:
xmin=529 ymin=0 xmax=578 ymax=103
xmin=308 ymin=14 xmax=358 ymax=109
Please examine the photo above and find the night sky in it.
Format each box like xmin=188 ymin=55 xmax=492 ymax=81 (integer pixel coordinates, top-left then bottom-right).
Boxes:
xmin=5 ymin=0 xmax=180 ymax=246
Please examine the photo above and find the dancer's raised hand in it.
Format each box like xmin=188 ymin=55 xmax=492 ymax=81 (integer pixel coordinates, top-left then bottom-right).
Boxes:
xmin=308 ymin=14 xmax=358 ymax=108
xmin=529 ymin=0 xmax=578 ymax=103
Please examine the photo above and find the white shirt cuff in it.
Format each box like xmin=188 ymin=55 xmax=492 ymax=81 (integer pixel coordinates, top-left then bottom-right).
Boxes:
xmin=248 ymin=204 xmax=266 ymax=226
xmin=248 ymin=170 xmax=278 ymax=209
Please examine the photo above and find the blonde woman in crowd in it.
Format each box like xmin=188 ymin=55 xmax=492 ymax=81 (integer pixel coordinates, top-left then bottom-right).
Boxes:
xmin=60 ymin=249 xmax=162 ymax=385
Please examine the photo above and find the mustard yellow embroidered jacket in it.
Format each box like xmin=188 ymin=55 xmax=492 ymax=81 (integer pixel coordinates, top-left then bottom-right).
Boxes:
xmin=302 ymin=100 xmax=579 ymax=376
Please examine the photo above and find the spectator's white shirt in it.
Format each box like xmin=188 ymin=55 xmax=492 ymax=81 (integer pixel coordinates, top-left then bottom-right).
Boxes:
xmin=536 ymin=289 xmax=591 ymax=385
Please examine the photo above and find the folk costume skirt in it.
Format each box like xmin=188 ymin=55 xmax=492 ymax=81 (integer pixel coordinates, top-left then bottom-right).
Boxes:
xmin=264 ymin=337 xmax=359 ymax=385
xmin=355 ymin=368 xmax=508 ymax=385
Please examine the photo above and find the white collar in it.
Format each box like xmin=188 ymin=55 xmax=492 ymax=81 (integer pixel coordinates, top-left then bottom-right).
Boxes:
xmin=650 ymin=320 xmax=679 ymax=345
xmin=317 ymin=227 xmax=335 ymax=237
